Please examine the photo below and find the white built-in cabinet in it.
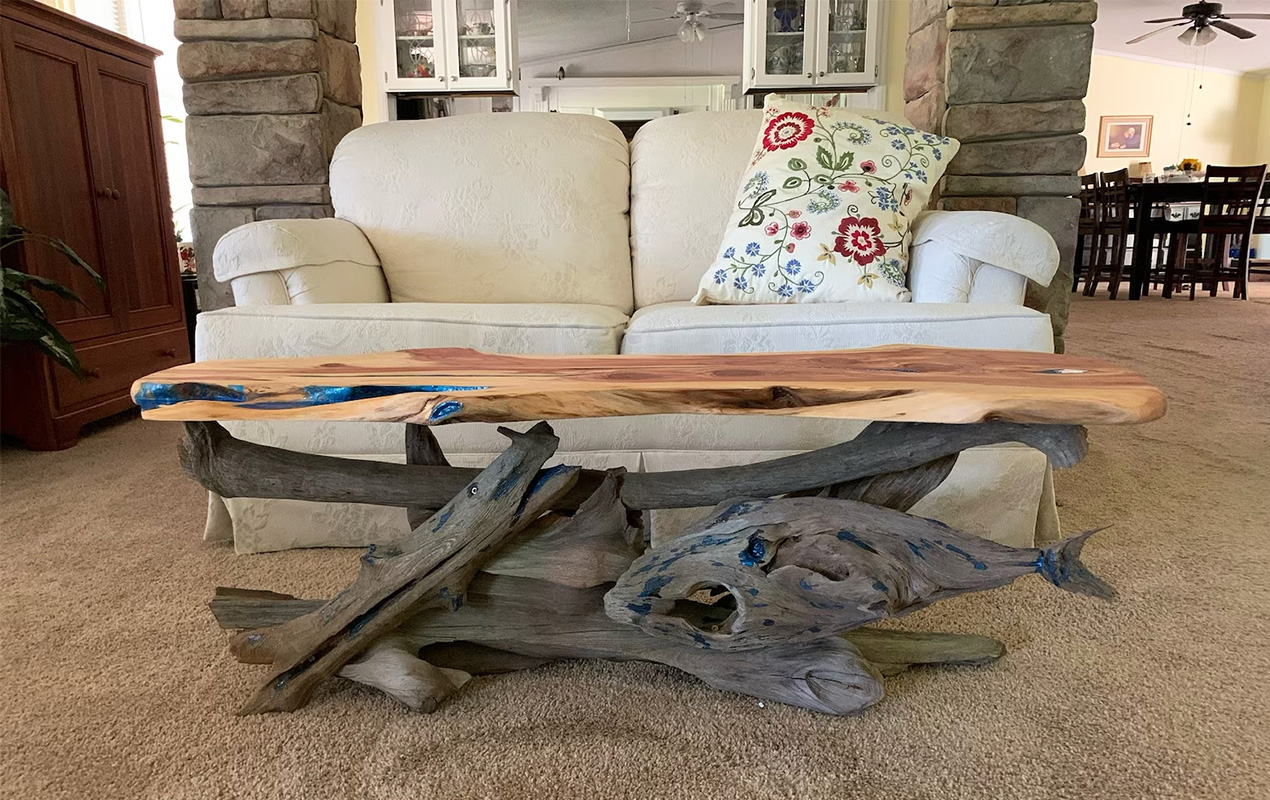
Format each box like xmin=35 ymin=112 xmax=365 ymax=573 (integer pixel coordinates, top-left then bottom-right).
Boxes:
xmin=375 ymin=0 xmax=518 ymax=94
xmin=742 ymin=0 xmax=880 ymax=92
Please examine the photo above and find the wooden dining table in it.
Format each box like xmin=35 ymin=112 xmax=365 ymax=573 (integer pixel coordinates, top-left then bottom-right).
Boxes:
xmin=1126 ymin=180 xmax=1270 ymax=300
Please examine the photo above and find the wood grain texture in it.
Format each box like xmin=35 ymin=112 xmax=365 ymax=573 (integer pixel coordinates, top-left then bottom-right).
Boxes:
xmin=229 ymin=423 xmax=579 ymax=714
xmin=604 ymin=497 xmax=1115 ymax=652
xmin=179 ymin=420 xmax=1089 ymax=512
xmin=133 ymin=345 xmax=1166 ymax=426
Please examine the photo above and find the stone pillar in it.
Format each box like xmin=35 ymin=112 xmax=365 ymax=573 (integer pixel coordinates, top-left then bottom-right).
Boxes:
xmin=903 ymin=0 xmax=1096 ymax=353
xmin=175 ymin=0 xmax=361 ymax=311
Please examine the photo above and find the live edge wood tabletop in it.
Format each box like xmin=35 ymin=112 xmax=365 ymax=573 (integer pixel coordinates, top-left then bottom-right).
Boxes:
xmin=130 ymin=345 xmax=1165 ymax=718
xmin=131 ymin=344 xmax=1166 ymax=426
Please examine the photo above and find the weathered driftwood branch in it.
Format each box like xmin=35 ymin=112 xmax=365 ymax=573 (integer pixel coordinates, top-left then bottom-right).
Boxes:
xmin=339 ymin=635 xmax=472 ymax=712
xmin=404 ymin=423 xmax=450 ymax=529
xmin=230 ymin=422 xmax=579 ymax=714
xmin=604 ymin=496 xmax=1115 ymax=652
xmin=180 ymin=420 xmax=1087 ymax=511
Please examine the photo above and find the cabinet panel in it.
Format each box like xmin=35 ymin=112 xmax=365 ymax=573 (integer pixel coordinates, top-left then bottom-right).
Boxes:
xmin=51 ymin=326 xmax=187 ymax=411
xmin=0 ymin=20 xmax=115 ymax=340
xmin=88 ymin=50 xmax=182 ymax=330
xmin=750 ymin=0 xmax=816 ymax=89
xmin=814 ymin=0 xmax=878 ymax=86
xmin=384 ymin=0 xmax=448 ymax=91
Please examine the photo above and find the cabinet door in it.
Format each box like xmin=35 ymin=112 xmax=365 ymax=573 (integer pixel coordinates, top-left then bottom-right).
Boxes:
xmin=814 ymin=0 xmax=879 ymax=87
xmin=86 ymin=50 xmax=183 ymax=331
xmin=749 ymin=0 xmax=816 ymax=89
xmin=445 ymin=0 xmax=511 ymax=91
xmin=0 ymin=21 xmax=116 ymax=341
xmin=382 ymin=0 xmax=449 ymax=91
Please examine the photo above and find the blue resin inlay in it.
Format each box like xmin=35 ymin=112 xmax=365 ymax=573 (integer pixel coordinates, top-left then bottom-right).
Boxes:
xmin=747 ymin=588 xmax=760 ymax=596
xmin=942 ymin=542 xmax=988 ymax=570
xmin=836 ymin=529 xmax=879 ymax=554
xmin=428 ymin=399 xmax=465 ymax=422
xmin=640 ymin=574 xmax=674 ymax=598
xmin=739 ymin=535 xmax=768 ymax=567
xmin=134 ymin=381 xmax=487 ymax=412
xmin=762 ymin=619 xmax=775 ymax=627
xmin=872 ymin=580 xmax=888 ymax=592
xmin=627 ymin=602 xmax=652 ymax=615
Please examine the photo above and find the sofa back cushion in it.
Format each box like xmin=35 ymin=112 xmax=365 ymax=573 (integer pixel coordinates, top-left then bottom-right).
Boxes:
xmin=630 ymin=110 xmax=763 ymax=307
xmin=330 ymin=113 xmax=634 ymax=312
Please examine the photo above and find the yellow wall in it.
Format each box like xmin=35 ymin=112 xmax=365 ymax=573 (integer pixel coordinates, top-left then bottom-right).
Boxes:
xmin=357 ymin=0 xmax=383 ymax=123
xmin=882 ymin=0 xmax=909 ymax=115
xmin=1082 ymin=52 xmax=1269 ymax=175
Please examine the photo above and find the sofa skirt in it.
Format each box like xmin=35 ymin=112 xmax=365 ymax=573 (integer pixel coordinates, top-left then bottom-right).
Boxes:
xmin=204 ymin=445 xmax=1059 ymax=555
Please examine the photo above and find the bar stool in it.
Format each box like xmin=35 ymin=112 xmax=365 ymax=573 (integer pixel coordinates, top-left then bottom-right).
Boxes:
xmin=1072 ymin=173 xmax=1100 ymax=292
xmin=1085 ymin=169 xmax=1131 ymax=298
xmin=1170 ymin=165 xmax=1266 ymax=300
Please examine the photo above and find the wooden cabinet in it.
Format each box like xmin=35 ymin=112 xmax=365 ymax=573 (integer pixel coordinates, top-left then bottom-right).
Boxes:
xmin=376 ymin=0 xmax=519 ymax=95
xmin=743 ymin=0 xmax=881 ymax=92
xmin=0 ymin=0 xmax=189 ymax=450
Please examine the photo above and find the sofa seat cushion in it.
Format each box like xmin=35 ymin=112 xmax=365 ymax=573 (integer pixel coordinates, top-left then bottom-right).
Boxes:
xmin=196 ymin=302 xmax=629 ymax=361
xmin=621 ymin=301 xmax=1054 ymax=355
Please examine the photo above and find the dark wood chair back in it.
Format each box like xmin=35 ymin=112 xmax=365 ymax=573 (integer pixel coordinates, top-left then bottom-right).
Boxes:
xmin=1099 ymin=169 xmax=1131 ymax=230
xmin=1199 ymin=164 xmax=1267 ymax=236
xmin=1079 ymin=173 xmax=1100 ymax=232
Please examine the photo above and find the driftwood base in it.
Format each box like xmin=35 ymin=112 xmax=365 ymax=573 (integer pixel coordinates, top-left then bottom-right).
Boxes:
xmin=189 ymin=420 xmax=1112 ymax=716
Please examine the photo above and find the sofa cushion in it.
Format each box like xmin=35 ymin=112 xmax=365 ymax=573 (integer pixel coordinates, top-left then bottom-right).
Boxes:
xmin=631 ymin=110 xmax=764 ymax=307
xmin=329 ymin=114 xmax=635 ymax=312
xmin=692 ymin=97 xmax=959 ymax=305
xmin=196 ymin=303 xmax=629 ymax=361
xmin=621 ymin=301 xmax=1054 ymax=354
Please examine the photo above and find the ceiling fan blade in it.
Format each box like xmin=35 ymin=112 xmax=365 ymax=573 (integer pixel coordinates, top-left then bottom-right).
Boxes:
xmin=706 ymin=12 xmax=745 ymax=20
xmin=1221 ymin=13 xmax=1270 ymax=19
xmin=1143 ymin=16 xmax=1188 ymax=22
xmin=1211 ymin=19 xmax=1257 ymax=38
xmin=631 ymin=15 xmax=682 ymax=23
xmin=1126 ymin=22 xmax=1190 ymax=44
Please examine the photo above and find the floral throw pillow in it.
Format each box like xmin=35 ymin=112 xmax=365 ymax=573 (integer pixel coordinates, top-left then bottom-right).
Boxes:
xmin=693 ymin=97 xmax=959 ymax=305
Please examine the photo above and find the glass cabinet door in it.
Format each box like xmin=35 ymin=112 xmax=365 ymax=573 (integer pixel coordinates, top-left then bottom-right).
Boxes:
xmin=815 ymin=0 xmax=878 ymax=86
xmin=387 ymin=0 xmax=447 ymax=89
xmin=445 ymin=0 xmax=510 ymax=90
xmin=753 ymin=0 xmax=815 ymax=87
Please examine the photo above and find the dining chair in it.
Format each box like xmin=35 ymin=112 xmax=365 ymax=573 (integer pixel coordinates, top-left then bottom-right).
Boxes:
xmin=1084 ymin=169 xmax=1131 ymax=298
xmin=1072 ymin=173 xmax=1100 ymax=292
xmin=1247 ymin=187 xmax=1270 ymax=282
xmin=1172 ymin=164 xmax=1267 ymax=300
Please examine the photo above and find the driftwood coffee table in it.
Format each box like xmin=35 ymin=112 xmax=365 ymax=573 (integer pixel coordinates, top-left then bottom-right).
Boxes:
xmin=132 ymin=345 xmax=1165 ymax=716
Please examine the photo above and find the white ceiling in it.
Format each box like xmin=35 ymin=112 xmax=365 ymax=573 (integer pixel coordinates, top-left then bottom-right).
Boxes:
xmin=517 ymin=0 xmax=741 ymax=63
xmin=1093 ymin=0 xmax=1270 ymax=75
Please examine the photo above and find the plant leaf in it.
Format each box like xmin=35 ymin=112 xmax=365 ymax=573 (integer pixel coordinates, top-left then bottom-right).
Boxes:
xmin=47 ymin=239 xmax=103 ymax=286
xmin=815 ymin=146 xmax=835 ymax=170
xmin=781 ymin=176 xmax=802 ymax=190
xmin=0 ymin=309 xmax=83 ymax=375
xmin=835 ymin=151 xmax=854 ymax=171
xmin=4 ymin=269 xmax=85 ymax=305
xmin=787 ymin=157 xmax=807 ymax=171
xmin=0 ymin=188 xmax=14 ymax=239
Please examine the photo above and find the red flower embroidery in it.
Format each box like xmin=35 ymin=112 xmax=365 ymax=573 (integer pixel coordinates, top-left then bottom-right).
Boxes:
xmin=860 ymin=160 xmax=877 ymax=174
xmin=788 ymin=209 xmax=802 ymax=218
xmin=790 ymin=221 xmax=812 ymax=240
xmin=765 ymin=222 xmax=780 ymax=236
xmin=902 ymin=187 xmax=914 ymax=206
xmin=786 ymin=243 xmax=796 ymax=253
xmin=762 ymin=112 xmax=815 ymax=151
xmin=833 ymin=216 xmax=888 ymax=266
xmin=839 ymin=180 xmax=860 ymax=193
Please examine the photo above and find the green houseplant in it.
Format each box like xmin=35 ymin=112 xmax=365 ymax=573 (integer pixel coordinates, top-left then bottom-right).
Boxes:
xmin=0 ymin=187 xmax=103 ymax=376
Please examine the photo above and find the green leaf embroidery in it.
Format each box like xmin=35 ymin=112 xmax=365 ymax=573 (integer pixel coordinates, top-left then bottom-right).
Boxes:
xmin=781 ymin=176 xmax=802 ymax=190
xmin=835 ymin=151 xmax=854 ymax=171
xmin=787 ymin=157 xmax=806 ymax=171
xmin=815 ymin=146 xmax=835 ymax=171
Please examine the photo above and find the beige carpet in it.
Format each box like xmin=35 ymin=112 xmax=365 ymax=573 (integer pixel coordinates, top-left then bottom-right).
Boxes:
xmin=3 ymin=290 xmax=1268 ymax=800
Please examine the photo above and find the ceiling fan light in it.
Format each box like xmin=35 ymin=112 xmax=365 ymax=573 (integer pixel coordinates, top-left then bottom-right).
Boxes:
xmin=1195 ymin=25 xmax=1217 ymax=45
xmin=1177 ymin=26 xmax=1197 ymax=44
xmin=677 ymin=21 xmax=694 ymax=42
xmin=678 ymin=18 xmax=706 ymax=43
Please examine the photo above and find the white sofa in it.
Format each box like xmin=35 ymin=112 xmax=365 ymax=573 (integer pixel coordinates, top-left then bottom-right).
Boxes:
xmin=202 ymin=110 xmax=1062 ymax=555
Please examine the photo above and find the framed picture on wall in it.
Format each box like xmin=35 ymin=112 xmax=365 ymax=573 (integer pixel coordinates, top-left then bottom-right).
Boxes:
xmin=1097 ymin=115 xmax=1153 ymax=158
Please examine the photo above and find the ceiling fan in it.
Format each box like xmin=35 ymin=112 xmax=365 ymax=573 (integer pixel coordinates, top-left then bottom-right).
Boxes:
xmin=633 ymin=1 xmax=743 ymax=43
xmin=1126 ymin=2 xmax=1270 ymax=46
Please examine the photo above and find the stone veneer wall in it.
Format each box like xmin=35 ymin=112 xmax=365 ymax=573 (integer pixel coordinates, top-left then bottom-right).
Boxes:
xmin=175 ymin=0 xmax=361 ymax=312
xmin=904 ymin=0 xmax=1096 ymax=353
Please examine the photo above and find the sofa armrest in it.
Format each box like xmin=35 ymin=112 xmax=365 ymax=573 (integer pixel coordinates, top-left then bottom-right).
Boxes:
xmin=213 ymin=218 xmax=389 ymax=306
xmin=908 ymin=210 xmax=1059 ymax=304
